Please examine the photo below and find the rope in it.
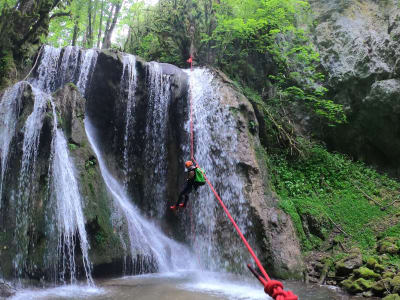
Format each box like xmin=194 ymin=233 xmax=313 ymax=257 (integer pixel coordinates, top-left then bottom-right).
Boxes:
xmin=23 ymin=45 xmax=44 ymax=81
xmin=186 ymin=56 xmax=298 ymax=300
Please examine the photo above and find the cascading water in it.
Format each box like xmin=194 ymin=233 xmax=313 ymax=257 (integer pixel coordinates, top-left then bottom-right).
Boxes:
xmin=121 ymin=54 xmax=137 ymax=184
xmin=85 ymin=119 xmax=195 ymax=273
xmin=143 ymin=62 xmax=171 ymax=217
xmin=32 ymin=46 xmax=62 ymax=93
xmin=77 ymin=49 xmax=98 ymax=96
xmin=49 ymin=103 xmax=93 ymax=284
xmin=184 ymin=68 xmax=254 ymax=272
xmin=59 ymin=46 xmax=80 ymax=87
xmin=0 ymin=45 xmax=99 ymax=283
xmin=14 ymin=87 xmax=50 ymax=276
xmin=0 ymin=82 xmax=26 ymax=205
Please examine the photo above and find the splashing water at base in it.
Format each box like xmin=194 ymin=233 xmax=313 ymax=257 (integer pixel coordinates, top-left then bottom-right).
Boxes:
xmin=9 ymin=271 xmax=364 ymax=300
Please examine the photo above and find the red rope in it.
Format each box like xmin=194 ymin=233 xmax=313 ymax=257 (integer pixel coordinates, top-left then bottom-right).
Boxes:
xmin=187 ymin=57 xmax=298 ymax=300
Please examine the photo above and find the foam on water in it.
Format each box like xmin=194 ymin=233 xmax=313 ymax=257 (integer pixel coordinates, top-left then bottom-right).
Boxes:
xmin=10 ymin=284 xmax=104 ymax=300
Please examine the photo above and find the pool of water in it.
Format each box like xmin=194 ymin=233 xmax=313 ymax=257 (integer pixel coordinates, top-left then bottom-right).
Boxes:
xmin=9 ymin=271 xmax=377 ymax=300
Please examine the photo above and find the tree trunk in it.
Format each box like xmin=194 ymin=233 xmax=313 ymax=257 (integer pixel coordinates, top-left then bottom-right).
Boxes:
xmin=72 ymin=21 xmax=79 ymax=46
xmin=123 ymin=26 xmax=132 ymax=52
xmin=102 ymin=0 xmax=123 ymax=49
xmin=101 ymin=3 xmax=115 ymax=48
xmin=87 ymin=0 xmax=93 ymax=48
xmin=96 ymin=0 xmax=104 ymax=48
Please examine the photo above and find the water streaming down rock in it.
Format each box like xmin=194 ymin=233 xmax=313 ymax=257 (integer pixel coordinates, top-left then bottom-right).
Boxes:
xmin=49 ymin=102 xmax=93 ymax=284
xmin=14 ymin=87 xmax=50 ymax=276
xmin=121 ymin=54 xmax=137 ymax=185
xmin=77 ymin=49 xmax=98 ymax=96
xmin=85 ymin=119 xmax=195 ymax=274
xmin=0 ymin=45 xmax=99 ymax=283
xmin=32 ymin=46 xmax=62 ymax=93
xmin=184 ymin=68 xmax=255 ymax=272
xmin=143 ymin=62 xmax=171 ymax=217
xmin=33 ymin=45 xmax=98 ymax=95
xmin=0 ymin=82 xmax=26 ymax=205
xmin=59 ymin=46 xmax=81 ymax=87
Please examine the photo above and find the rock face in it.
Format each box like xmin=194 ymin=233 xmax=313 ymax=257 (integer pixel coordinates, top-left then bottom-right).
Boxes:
xmin=199 ymin=69 xmax=303 ymax=278
xmin=310 ymin=0 xmax=400 ymax=175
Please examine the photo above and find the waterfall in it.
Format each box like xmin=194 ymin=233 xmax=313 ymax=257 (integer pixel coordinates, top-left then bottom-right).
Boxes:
xmin=85 ymin=119 xmax=195 ymax=273
xmin=59 ymin=46 xmax=80 ymax=87
xmin=77 ymin=49 xmax=98 ymax=96
xmin=32 ymin=45 xmax=97 ymax=95
xmin=14 ymin=87 xmax=49 ymax=276
xmin=1 ymin=45 xmax=99 ymax=283
xmin=50 ymin=103 xmax=93 ymax=284
xmin=185 ymin=68 xmax=253 ymax=271
xmin=121 ymin=54 xmax=137 ymax=184
xmin=0 ymin=82 xmax=26 ymax=205
xmin=143 ymin=62 xmax=171 ymax=217
xmin=32 ymin=46 xmax=62 ymax=93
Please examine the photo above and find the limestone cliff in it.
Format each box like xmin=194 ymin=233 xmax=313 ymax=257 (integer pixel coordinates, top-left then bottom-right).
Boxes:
xmin=310 ymin=0 xmax=400 ymax=175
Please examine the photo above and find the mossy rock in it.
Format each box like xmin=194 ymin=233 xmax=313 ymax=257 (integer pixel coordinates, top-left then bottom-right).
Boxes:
xmin=375 ymin=263 xmax=386 ymax=274
xmin=342 ymin=277 xmax=374 ymax=294
xmin=372 ymin=279 xmax=392 ymax=297
xmin=366 ymin=257 xmax=378 ymax=269
xmin=391 ymin=276 xmax=400 ymax=294
xmin=354 ymin=267 xmax=381 ymax=280
xmin=378 ymin=237 xmax=400 ymax=255
xmin=384 ymin=272 xmax=396 ymax=279
xmin=335 ymin=252 xmax=363 ymax=276
xmin=383 ymin=294 xmax=400 ymax=300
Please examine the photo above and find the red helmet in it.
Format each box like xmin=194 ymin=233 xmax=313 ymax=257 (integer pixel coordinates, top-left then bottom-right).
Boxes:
xmin=185 ymin=161 xmax=193 ymax=168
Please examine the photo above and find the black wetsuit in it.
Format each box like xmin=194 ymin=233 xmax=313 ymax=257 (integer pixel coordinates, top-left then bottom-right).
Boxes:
xmin=175 ymin=166 xmax=200 ymax=207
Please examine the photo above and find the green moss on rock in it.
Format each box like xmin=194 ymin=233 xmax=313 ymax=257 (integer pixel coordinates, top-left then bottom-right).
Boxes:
xmin=378 ymin=237 xmax=400 ymax=255
xmin=383 ymin=294 xmax=400 ymax=300
xmin=354 ymin=267 xmax=381 ymax=280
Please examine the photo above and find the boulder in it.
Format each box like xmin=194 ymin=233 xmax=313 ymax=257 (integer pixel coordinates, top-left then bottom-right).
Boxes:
xmin=378 ymin=237 xmax=400 ymax=255
xmin=335 ymin=251 xmax=363 ymax=276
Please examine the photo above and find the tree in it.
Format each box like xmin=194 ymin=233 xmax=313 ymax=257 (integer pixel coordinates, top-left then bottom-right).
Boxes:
xmin=0 ymin=0 xmax=66 ymax=88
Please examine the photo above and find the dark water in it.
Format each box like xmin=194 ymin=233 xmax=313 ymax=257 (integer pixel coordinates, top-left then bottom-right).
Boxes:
xmin=9 ymin=271 xmax=377 ymax=300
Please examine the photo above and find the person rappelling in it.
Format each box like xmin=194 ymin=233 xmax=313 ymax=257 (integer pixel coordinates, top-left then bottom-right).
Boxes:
xmin=170 ymin=160 xmax=205 ymax=210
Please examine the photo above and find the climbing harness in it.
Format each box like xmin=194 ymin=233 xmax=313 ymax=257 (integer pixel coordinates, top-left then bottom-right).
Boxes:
xmin=187 ymin=56 xmax=298 ymax=300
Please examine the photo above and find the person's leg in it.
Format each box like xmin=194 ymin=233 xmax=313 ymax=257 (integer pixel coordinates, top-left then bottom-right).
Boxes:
xmin=175 ymin=181 xmax=193 ymax=206
xmin=180 ymin=182 xmax=194 ymax=207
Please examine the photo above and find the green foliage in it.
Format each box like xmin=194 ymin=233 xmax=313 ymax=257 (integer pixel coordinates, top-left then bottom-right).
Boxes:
xmin=68 ymin=143 xmax=78 ymax=150
xmin=268 ymin=142 xmax=400 ymax=252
